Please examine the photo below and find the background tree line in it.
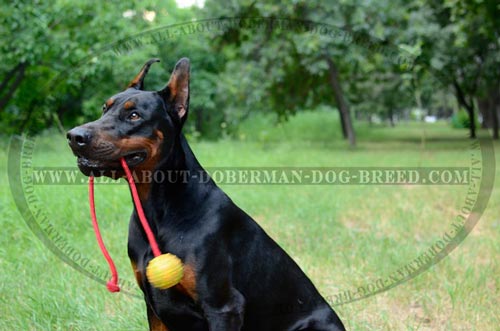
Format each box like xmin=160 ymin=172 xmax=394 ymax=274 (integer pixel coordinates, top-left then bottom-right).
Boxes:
xmin=1 ymin=0 xmax=499 ymax=143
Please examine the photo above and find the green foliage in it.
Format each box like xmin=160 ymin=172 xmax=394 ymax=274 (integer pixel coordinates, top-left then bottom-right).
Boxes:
xmin=0 ymin=0 xmax=498 ymax=139
xmin=0 ymin=0 xmax=166 ymax=134
xmin=451 ymin=109 xmax=478 ymax=129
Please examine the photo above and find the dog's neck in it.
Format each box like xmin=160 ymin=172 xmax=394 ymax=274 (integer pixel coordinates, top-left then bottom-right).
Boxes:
xmin=135 ymin=134 xmax=216 ymax=227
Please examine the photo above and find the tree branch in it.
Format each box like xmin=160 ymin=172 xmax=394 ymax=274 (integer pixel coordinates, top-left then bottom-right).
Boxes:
xmin=0 ymin=63 xmax=24 ymax=93
xmin=0 ymin=63 xmax=27 ymax=111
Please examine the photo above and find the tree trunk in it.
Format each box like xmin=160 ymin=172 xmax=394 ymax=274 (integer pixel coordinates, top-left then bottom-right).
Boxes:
xmin=466 ymin=105 xmax=476 ymax=138
xmin=339 ymin=110 xmax=347 ymax=138
xmin=388 ymin=108 xmax=395 ymax=127
xmin=477 ymin=97 xmax=491 ymax=128
xmin=491 ymin=87 xmax=499 ymax=140
xmin=325 ymin=57 xmax=356 ymax=146
xmin=477 ymin=86 xmax=500 ymax=139
xmin=0 ymin=63 xmax=24 ymax=93
xmin=0 ymin=63 xmax=26 ymax=111
xmin=453 ymin=80 xmax=476 ymax=139
xmin=492 ymin=104 xmax=499 ymax=140
xmin=194 ymin=107 xmax=203 ymax=134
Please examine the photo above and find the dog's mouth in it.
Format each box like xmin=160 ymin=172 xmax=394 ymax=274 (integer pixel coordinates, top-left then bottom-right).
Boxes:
xmin=77 ymin=150 xmax=147 ymax=177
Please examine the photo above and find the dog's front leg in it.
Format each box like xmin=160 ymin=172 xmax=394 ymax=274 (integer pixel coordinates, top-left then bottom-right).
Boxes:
xmin=196 ymin=250 xmax=245 ymax=331
xmin=201 ymin=286 xmax=245 ymax=331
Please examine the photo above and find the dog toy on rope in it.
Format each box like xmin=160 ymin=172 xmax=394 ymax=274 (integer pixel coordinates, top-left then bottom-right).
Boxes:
xmin=88 ymin=158 xmax=184 ymax=292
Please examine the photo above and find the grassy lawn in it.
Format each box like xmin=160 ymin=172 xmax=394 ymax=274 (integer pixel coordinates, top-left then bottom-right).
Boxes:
xmin=1 ymin=112 xmax=499 ymax=330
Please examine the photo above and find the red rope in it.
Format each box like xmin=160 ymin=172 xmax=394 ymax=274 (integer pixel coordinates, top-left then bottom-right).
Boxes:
xmin=120 ymin=158 xmax=162 ymax=257
xmin=88 ymin=158 xmax=163 ymax=293
xmin=89 ymin=176 xmax=120 ymax=292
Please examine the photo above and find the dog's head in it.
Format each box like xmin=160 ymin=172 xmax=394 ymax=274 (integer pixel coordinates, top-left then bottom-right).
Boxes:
xmin=67 ymin=58 xmax=190 ymax=178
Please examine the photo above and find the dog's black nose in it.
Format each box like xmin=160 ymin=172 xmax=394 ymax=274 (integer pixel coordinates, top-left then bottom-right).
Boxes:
xmin=67 ymin=127 xmax=92 ymax=149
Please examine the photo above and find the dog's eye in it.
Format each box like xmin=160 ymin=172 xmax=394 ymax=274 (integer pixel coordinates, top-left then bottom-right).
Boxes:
xmin=102 ymin=104 xmax=107 ymax=112
xmin=128 ymin=112 xmax=141 ymax=121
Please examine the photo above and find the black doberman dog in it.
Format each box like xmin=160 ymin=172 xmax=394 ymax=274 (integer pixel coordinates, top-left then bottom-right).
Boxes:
xmin=67 ymin=58 xmax=345 ymax=331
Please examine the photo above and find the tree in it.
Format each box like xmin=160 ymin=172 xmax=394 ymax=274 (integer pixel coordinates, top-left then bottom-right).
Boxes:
xmin=202 ymin=1 xmax=365 ymax=146
xmin=413 ymin=0 xmax=500 ymax=138
xmin=0 ymin=1 xmax=155 ymax=133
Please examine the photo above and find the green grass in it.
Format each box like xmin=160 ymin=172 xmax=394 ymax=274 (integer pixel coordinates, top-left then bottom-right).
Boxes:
xmin=1 ymin=113 xmax=499 ymax=330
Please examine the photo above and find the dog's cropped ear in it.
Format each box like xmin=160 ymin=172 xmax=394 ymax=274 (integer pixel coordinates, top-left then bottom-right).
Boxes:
xmin=128 ymin=58 xmax=160 ymax=90
xmin=158 ymin=58 xmax=190 ymax=123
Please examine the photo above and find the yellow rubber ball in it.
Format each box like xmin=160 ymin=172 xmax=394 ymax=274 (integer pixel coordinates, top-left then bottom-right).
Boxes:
xmin=146 ymin=253 xmax=184 ymax=289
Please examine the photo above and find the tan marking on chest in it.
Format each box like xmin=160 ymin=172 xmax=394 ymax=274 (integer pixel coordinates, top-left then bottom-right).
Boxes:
xmin=130 ymin=260 xmax=143 ymax=289
xmin=175 ymin=264 xmax=197 ymax=300
xmin=149 ymin=317 xmax=169 ymax=331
